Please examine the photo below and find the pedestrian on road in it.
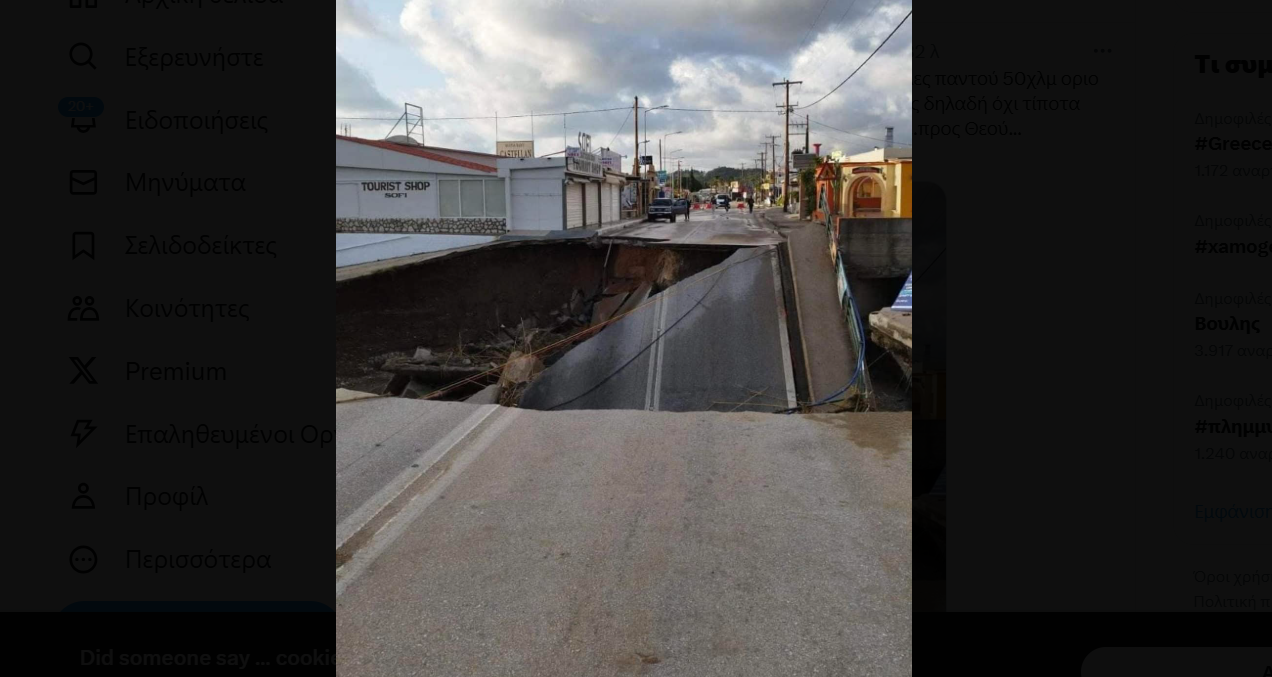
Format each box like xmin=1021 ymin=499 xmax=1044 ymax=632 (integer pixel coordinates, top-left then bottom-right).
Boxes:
xmin=746 ymin=195 xmax=754 ymax=214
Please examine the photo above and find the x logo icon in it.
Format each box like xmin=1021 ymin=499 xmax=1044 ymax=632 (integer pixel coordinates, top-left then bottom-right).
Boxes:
xmin=70 ymin=357 xmax=97 ymax=384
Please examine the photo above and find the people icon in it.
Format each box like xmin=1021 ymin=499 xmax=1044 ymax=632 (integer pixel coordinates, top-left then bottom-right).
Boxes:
xmin=68 ymin=296 xmax=99 ymax=321
xmin=72 ymin=483 xmax=95 ymax=510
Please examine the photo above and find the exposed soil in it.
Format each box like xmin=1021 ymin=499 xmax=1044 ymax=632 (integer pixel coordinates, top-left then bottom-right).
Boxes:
xmin=336 ymin=241 xmax=731 ymax=395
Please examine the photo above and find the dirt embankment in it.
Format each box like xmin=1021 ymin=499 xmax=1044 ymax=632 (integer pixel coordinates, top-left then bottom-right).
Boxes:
xmin=336 ymin=242 xmax=730 ymax=394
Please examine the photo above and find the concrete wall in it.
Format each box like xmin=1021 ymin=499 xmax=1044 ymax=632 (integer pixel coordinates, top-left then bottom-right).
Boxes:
xmin=335 ymin=217 xmax=505 ymax=235
xmin=835 ymin=217 xmax=912 ymax=279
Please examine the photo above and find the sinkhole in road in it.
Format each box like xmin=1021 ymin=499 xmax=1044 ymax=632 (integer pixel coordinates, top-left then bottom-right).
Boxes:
xmin=335 ymin=239 xmax=735 ymax=406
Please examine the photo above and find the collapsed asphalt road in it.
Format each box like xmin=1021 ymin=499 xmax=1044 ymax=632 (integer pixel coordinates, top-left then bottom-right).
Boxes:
xmin=336 ymin=398 xmax=912 ymax=676
xmin=519 ymin=246 xmax=797 ymax=413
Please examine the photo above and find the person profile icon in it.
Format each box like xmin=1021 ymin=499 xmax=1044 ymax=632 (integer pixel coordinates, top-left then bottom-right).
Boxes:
xmin=72 ymin=483 xmax=95 ymax=510
xmin=68 ymin=296 xmax=99 ymax=321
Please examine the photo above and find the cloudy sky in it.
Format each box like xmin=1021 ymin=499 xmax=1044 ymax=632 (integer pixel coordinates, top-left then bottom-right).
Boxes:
xmin=336 ymin=0 xmax=912 ymax=171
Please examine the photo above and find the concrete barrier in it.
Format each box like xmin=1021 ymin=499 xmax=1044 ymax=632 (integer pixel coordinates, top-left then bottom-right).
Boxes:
xmin=834 ymin=217 xmax=912 ymax=279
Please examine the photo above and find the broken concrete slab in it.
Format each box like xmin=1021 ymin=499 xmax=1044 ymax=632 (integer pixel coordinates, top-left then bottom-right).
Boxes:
xmin=869 ymin=308 xmax=913 ymax=377
xmin=336 ymin=388 xmax=379 ymax=403
xmin=381 ymin=357 xmax=488 ymax=383
xmin=410 ymin=347 xmax=438 ymax=364
xmin=590 ymin=290 xmax=631 ymax=328
xmin=869 ymin=308 xmax=912 ymax=350
xmin=610 ymin=282 xmax=651 ymax=322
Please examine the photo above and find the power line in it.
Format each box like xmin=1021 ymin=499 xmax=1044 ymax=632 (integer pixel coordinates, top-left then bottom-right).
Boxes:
xmin=797 ymin=9 xmax=911 ymax=110
xmin=794 ymin=0 xmax=834 ymax=72
xmin=335 ymin=105 xmax=633 ymax=122
xmin=607 ymin=106 xmax=633 ymax=148
xmin=335 ymin=106 xmax=797 ymax=123
xmin=809 ymin=118 xmax=911 ymax=146
xmin=801 ymin=0 xmax=869 ymax=85
xmin=660 ymin=107 xmax=777 ymax=114
xmin=833 ymin=0 xmax=864 ymax=26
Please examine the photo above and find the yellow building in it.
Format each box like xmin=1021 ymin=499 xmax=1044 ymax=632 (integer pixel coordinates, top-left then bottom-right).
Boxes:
xmin=837 ymin=147 xmax=912 ymax=218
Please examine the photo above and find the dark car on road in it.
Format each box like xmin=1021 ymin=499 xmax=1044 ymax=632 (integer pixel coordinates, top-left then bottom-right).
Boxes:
xmin=648 ymin=198 xmax=690 ymax=222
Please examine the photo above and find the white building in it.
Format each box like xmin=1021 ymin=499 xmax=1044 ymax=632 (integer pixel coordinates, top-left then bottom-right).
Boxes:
xmin=497 ymin=156 xmax=628 ymax=231
xmin=334 ymin=135 xmax=632 ymax=267
xmin=336 ymin=135 xmax=507 ymax=234
xmin=336 ymin=135 xmax=509 ymax=266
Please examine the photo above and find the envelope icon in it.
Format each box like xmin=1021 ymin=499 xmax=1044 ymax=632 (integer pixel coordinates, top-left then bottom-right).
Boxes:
xmin=70 ymin=170 xmax=97 ymax=196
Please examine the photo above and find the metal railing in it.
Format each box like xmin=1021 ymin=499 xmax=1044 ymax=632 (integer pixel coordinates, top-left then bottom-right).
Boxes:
xmin=823 ymin=210 xmax=873 ymax=409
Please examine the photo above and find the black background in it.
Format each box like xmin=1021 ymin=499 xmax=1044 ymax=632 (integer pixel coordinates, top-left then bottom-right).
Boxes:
xmin=10 ymin=0 xmax=330 ymax=663
xmin=916 ymin=3 xmax=1271 ymax=613
xmin=23 ymin=0 xmax=328 ymax=610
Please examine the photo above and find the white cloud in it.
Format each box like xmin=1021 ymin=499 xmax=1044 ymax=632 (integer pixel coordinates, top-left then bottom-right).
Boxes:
xmin=336 ymin=0 xmax=385 ymax=38
xmin=336 ymin=0 xmax=912 ymax=166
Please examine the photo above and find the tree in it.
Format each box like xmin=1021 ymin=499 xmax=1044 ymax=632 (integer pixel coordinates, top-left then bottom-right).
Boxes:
xmin=685 ymin=170 xmax=709 ymax=193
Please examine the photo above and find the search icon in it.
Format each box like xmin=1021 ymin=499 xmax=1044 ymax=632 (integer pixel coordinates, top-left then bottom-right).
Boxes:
xmin=70 ymin=43 xmax=95 ymax=69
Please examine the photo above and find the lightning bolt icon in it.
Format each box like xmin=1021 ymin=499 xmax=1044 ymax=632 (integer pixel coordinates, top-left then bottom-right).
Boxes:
xmin=72 ymin=419 xmax=96 ymax=447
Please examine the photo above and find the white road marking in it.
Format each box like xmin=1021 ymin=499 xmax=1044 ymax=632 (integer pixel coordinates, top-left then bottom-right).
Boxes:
xmin=678 ymin=220 xmax=706 ymax=243
xmin=643 ymin=293 xmax=664 ymax=411
xmin=769 ymin=249 xmax=798 ymax=408
xmin=651 ymin=289 xmax=671 ymax=411
xmin=337 ymin=407 xmax=522 ymax=598
xmin=336 ymin=404 xmax=499 ymax=550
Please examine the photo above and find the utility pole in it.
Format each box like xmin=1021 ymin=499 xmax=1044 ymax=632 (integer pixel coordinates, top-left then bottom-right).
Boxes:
xmin=756 ymin=152 xmax=766 ymax=201
xmin=773 ymin=79 xmax=800 ymax=212
xmin=805 ymin=114 xmax=810 ymax=156
xmin=632 ymin=97 xmax=638 ymax=176
xmin=761 ymin=150 xmax=768 ymax=199
xmin=764 ymin=133 xmax=781 ymax=209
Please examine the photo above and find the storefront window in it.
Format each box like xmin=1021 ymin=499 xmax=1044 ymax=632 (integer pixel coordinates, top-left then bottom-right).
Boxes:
xmin=484 ymin=180 xmax=506 ymax=217
xmin=439 ymin=177 xmax=506 ymax=218
xmin=460 ymin=180 xmax=485 ymax=217
xmin=439 ymin=180 xmax=460 ymax=217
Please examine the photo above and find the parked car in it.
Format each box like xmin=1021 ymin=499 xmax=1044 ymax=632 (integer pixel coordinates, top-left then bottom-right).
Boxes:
xmin=648 ymin=198 xmax=690 ymax=222
xmin=713 ymin=194 xmax=731 ymax=210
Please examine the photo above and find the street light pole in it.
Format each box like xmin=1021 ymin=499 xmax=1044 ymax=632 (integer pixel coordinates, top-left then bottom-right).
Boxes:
xmin=642 ymin=104 xmax=667 ymax=171
xmin=661 ymin=131 xmax=683 ymax=173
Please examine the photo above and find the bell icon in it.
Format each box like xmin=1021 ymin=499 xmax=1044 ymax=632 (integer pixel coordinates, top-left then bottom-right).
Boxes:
xmin=71 ymin=118 xmax=95 ymax=133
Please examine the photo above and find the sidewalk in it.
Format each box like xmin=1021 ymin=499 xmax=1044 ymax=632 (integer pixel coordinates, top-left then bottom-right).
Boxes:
xmin=595 ymin=215 xmax=653 ymax=236
xmin=764 ymin=212 xmax=856 ymax=410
